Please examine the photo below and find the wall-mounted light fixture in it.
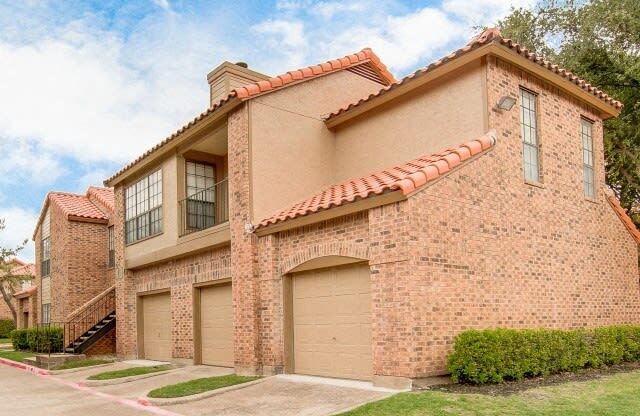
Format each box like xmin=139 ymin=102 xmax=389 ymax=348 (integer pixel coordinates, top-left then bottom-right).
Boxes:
xmin=495 ymin=95 xmax=517 ymax=111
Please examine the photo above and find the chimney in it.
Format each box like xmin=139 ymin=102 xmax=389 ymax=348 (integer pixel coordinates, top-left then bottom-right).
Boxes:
xmin=206 ymin=61 xmax=270 ymax=106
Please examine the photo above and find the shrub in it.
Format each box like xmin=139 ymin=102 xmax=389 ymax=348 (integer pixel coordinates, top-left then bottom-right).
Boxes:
xmin=447 ymin=325 xmax=640 ymax=384
xmin=0 ymin=319 xmax=15 ymax=338
xmin=9 ymin=326 xmax=64 ymax=353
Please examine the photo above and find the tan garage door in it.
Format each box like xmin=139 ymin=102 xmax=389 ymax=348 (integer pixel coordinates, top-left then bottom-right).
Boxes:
xmin=142 ymin=292 xmax=171 ymax=361
xmin=293 ymin=263 xmax=372 ymax=380
xmin=200 ymin=284 xmax=233 ymax=367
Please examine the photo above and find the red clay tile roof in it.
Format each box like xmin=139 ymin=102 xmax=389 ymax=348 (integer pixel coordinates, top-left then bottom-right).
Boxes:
xmin=606 ymin=192 xmax=640 ymax=244
xmin=87 ymin=186 xmax=115 ymax=212
xmin=105 ymin=48 xmax=396 ymax=185
xmin=326 ymin=28 xmax=623 ymax=121
xmin=257 ymin=130 xmax=496 ymax=230
xmin=49 ymin=192 xmax=111 ymax=221
xmin=33 ymin=186 xmax=115 ymax=239
xmin=14 ymin=285 xmax=37 ymax=298
xmin=12 ymin=263 xmax=35 ymax=277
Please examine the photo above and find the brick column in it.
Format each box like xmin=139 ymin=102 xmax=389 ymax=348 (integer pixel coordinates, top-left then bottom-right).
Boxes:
xmin=113 ymin=185 xmax=137 ymax=358
xmin=228 ymin=103 xmax=261 ymax=375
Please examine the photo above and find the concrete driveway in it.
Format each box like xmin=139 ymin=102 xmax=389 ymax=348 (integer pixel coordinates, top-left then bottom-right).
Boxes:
xmin=0 ymin=364 xmax=154 ymax=416
xmin=165 ymin=375 xmax=393 ymax=416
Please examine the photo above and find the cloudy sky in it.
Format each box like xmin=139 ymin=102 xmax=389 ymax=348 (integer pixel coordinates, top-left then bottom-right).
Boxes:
xmin=0 ymin=0 xmax=534 ymax=261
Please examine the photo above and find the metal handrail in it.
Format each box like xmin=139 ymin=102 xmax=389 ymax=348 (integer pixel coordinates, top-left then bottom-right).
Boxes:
xmin=179 ymin=177 xmax=229 ymax=236
xmin=64 ymin=288 xmax=115 ymax=352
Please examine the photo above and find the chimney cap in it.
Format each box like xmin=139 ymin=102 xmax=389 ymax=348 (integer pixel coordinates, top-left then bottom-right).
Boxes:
xmin=235 ymin=62 xmax=248 ymax=68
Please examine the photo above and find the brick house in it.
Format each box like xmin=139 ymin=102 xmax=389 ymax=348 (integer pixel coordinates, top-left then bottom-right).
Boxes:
xmin=32 ymin=186 xmax=116 ymax=354
xmin=104 ymin=28 xmax=640 ymax=388
xmin=0 ymin=258 xmax=35 ymax=324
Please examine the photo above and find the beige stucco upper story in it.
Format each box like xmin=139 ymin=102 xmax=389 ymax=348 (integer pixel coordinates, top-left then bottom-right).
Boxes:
xmin=112 ymin=39 xmax=621 ymax=268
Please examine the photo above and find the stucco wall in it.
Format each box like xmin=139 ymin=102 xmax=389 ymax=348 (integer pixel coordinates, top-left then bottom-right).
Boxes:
xmin=124 ymin=156 xmax=179 ymax=259
xmin=333 ymin=61 xmax=487 ymax=183
xmin=249 ymin=70 xmax=386 ymax=222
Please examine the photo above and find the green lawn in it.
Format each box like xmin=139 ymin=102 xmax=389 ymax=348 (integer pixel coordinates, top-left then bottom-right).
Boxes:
xmin=0 ymin=338 xmax=11 ymax=344
xmin=340 ymin=370 xmax=640 ymax=416
xmin=0 ymin=351 xmax=35 ymax=363
xmin=88 ymin=365 xmax=172 ymax=380
xmin=52 ymin=359 xmax=112 ymax=370
xmin=148 ymin=374 xmax=260 ymax=398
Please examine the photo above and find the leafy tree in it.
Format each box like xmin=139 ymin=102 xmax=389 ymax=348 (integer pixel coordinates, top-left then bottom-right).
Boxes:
xmin=0 ymin=219 xmax=29 ymax=323
xmin=498 ymin=0 xmax=640 ymax=225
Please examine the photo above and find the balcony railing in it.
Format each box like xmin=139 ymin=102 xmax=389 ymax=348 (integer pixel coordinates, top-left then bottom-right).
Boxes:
xmin=179 ymin=178 xmax=229 ymax=237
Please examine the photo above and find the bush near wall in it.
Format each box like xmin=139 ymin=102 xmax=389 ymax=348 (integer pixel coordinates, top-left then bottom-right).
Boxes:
xmin=448 ymin=326 xmax=640 ymax=384
xmin=9 ymin=327 xmax=64 ymax=353
xmin=0 ymin=319 xmax=15 ymax=338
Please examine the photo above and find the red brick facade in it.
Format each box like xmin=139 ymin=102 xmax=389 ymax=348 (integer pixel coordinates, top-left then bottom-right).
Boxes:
xmin=112 ymin=44 xmax=639 ymax=387
xmin=33 ymin=188 xmax=115 ymax=338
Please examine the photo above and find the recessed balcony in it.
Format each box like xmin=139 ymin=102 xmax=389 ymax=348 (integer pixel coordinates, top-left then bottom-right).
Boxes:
xmin=178 ymin=177 xmax=229 ymax=237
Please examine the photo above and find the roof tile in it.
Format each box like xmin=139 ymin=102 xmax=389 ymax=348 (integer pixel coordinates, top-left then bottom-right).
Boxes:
xmin=606 ymin=193 xmax=640 ymax=244
xmin=326 ymin=28 xmax=623 ymax=121
xmin=105 ymin=48 xmax=396 ymax=185
xmin=256 ymin=130 xmax=497 ymax=229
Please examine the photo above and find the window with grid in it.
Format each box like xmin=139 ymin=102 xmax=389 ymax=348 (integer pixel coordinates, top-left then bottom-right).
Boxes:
xmin=186 ymin=161 xmax=216 ymax=230
xmin=125 ymin=170 xmax=162 ymax=244
xmin=41 ymin=209 xmax=50 ymax=277
xmin=581 ymin=118 xmax=595 ymax=199
xmin=520 ymin=88 xmax=540 ymax=182
xmin=42 ymin=303 xmax=51 ymax=324
xmin=107 ymin=226 xmax=115 ymax=268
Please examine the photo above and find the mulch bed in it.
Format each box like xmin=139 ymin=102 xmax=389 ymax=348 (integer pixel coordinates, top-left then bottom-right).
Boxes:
xmin=421 ymin=362 xmax=640 ymax=396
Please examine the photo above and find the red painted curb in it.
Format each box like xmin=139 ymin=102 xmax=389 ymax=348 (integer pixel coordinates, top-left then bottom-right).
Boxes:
xmin=0 ymin=356 xmax=49 ymax=375
xmin=138 ymin=397 xmax=152 ymax=406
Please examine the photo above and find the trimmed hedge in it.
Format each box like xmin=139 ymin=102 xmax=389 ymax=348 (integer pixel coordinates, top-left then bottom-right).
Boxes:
xmin=447 ymin=326 xmax=640 ymax=384
xmin=9 ymin=327 xmax=64 ymax=353
xmin=0 ymin=319 xmax=15 ymax=338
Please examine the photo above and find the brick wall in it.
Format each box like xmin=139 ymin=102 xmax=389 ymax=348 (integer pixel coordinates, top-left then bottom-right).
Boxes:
xmin=401 ymin=56 xmax=640 ymax=377
xmin=0 ymin=297 xmax=12 ymax=321
xmin=85 ymin=327 xmax=116 ymax=356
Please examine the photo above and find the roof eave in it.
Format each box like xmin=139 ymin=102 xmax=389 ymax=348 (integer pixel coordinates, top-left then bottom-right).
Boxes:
xmin=104 ymin=96 xmax=243 ymax=187
xmin=254 ymin=190 xmax=406 ymax=236
xmin=326 ymin=42 xmax=621 ymax=129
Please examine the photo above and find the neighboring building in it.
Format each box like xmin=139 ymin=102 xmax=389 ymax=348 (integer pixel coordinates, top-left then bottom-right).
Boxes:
xmin=0 ymin=258 xmax=35 ymax=323
xmin=105 ymin=28 xmax=640 ymax=388
xmin=32 ymin=186 xmax=116 ymax=354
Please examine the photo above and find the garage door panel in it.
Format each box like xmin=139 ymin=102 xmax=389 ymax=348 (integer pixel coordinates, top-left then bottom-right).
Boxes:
xmin=142 ymin=293 xmax=171 ymax=362
xmin=200 ymin=284 xmax=233 ymax=367
xmin=293 ymin=264 xmax=372 ymax=381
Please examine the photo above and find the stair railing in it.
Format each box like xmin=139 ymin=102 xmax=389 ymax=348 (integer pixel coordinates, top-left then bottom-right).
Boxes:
xmin=63 ymin=285 xmax=116 ymax=352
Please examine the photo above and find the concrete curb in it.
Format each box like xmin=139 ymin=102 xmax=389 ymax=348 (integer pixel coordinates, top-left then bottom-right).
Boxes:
xmin=0 ymin=356 xmax=49 ymax=375
xmin=48 ymin=362 xmax=116 ymax=375
xmin=138 ymin=377 xmax=268 ymax=406
xmin=82 ymin=367 xmax=178 ymax=387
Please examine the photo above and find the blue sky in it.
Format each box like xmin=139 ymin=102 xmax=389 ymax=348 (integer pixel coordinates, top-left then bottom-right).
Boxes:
xmin=0 ymin=0 xmax=534 ymax=260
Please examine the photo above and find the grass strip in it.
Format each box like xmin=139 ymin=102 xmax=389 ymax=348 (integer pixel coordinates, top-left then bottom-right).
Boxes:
xmin=88 ymin=365 xmax=172 ymax=380
xmin=0 ymin=350 xmax=36 ymax=363
xmin=148 ymin=374 xmax=260 ymax=398
xmin=52 ymin=359 xmax=112 ymax=370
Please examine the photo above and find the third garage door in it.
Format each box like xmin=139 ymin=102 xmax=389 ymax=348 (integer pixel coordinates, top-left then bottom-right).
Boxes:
xmin=200 ymin=284 xmax=233 ymax=367
xmin=292 ymin=263 xmax=372 ymax=380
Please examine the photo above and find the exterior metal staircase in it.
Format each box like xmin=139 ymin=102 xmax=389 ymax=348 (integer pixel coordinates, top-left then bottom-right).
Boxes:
xmin=63 ymin=285 xmax=116 ymax=354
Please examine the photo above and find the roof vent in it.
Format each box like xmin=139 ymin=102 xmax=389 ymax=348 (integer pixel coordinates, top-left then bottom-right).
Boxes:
xmin=235 ymin=62 xmax=248 ymax=68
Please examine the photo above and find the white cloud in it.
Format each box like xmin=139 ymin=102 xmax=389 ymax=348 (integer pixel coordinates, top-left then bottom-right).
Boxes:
xmin=251 ymin=19 xmax=308 ymax=69
xmin=0 ymin=139 xmax=65 ymax=185
xmin=0 ymin=206 xmax=38 ymax=262
xmin=442 ymin=0 xmax=537 ymax=27
xmin=153 ymin=0 xmax=171 ymax=11
xmin=312 ymin=2 xmax=367 ymax=19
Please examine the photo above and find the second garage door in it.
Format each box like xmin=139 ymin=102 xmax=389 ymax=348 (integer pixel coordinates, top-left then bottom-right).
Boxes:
xmin=142 ymin=292 xmax=171 ymax=361
xmin=292 ymin=263 xmax=372 ymax=380
xmin=200 ymin=284 xmax=233 ymax=367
